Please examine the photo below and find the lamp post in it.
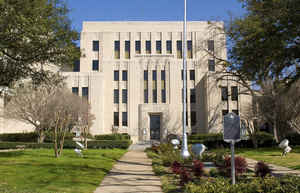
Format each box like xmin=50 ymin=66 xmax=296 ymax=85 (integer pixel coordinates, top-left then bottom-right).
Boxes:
xmin=181 ymin=0 xmax=190 ymax=159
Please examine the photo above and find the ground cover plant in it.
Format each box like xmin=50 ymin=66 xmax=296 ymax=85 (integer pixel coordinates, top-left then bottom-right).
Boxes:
xmin=237 ymin=146 xmax=300 ymax=170
xmin=0 ymin=149 xmax=126 ymax=193
xmin=146 ymin=143 xmax=300 ymax=193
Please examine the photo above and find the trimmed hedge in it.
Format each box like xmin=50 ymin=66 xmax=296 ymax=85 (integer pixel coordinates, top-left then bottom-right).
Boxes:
xmin=94 ymin=133 xmax=131 ymax=141
xmin=0 ymin=132 xmax=38 ymax=142
xmin=188 ymin=132 xmax=276 ymax=149
xmin=0 ymin=140 xmax=131 ymax=150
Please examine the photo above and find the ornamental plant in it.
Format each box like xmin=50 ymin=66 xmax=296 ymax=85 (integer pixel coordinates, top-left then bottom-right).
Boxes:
xmin=218 ymin=156 xmax=248 ymax=177
xmin=255 ymin=161 xmax=271 ymax=178
xmin=192 ymin=160 xmax=204 ymax=177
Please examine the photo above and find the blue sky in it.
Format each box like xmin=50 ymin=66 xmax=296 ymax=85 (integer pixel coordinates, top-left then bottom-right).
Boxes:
xmin=67 ymin=0 xmax=246 ymax=32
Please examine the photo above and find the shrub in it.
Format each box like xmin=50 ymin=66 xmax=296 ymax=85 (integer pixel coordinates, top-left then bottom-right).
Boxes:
xmin=208 ymin=168 xmax=219 ymax=177
xmin=192 ymin=160 xmax=204 ymax=177
xmin=0 ymin=140 xmax=131 ymax=150
xmin=218 ymin=156 xmax=248 ymax=177
xmin=94 ymin=133 xmax=130 ymax=141
xmin=171 ymin=161 xmax=182 ymax=175
xmin=0 ymin=132 xmax=38 ymax=142
xmin=255 ymin=161 xmax=271 ymax=178
xmin=179 ymin=167 xmax=192 ymax=186
xmin=254 ymin=132 xmax=276 ymax=147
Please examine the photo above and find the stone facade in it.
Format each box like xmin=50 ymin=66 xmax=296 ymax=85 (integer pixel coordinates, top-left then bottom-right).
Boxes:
xmin=0 ymin=21 xmax=252 ymax=143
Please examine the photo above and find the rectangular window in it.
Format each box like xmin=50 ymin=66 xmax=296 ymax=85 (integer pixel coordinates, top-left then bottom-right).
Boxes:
xmin=114 ymin=89 xmax=119 ymax=104
xmin=187 ymin=40 xmax=193 ymax=59
xmin=125 ymin=41 xmax=130 ymax=59
xmin=144 ymin=70 xmax=148 ymax=81
xmin=221 ymin=87 xmax=228 ymax=101
xmin=135 ymin=40 xmax=141 ymax=54
xmin=161 ymin=70 xmax=165 ymax=89
xmin=122 ymin=112 xmax=128 ymax=126
xmin=208 ymin=40 xmax=214 ymax=52
xmin=114 ymin=71 xmax=119 ymax=81
xmin=73 ymin=60 xmax=80 ymax=72
xmin=82 ymin=87 xmax=88 ymax=100
xmin=72 ymin=87 xmax=79 ymax=95
xmin=208 ymin=59 xmax=215 ymax=72
xmin=166 ymin=40 xmax=172 ymax=54
xmin=122 ymin=89 xmax=127 ymax=104
xmin=191 ymin=111 xmax=197 ymax=126
xmin=177 ymin=40 xmax=182 ymax=59
xmin=162 ymin=89 xmax=166 ymax=103
xmin=190 ymin=89 xmax=196 ymax=103
xmin=122 ymin=70 xmax=127 ymax=81
xmin=92 ymin=60 xmax=99 ymax=71
xmin=114 ymin=112 xmax=119 ymax=126
xmin=156 ymin=40 xmax=161 ymax=54
xmin=152 ymin=70 xmax=157 ymax=80
xmin=181 ymin=70 xmax=184 ymax=80
xmin=93 ymin=40 xmax=99 ymax=51
xmin=190 ymin=70 xmax=195 ymax=80
xmin=114 ymin=41 xmax=120 ymax=59
xmin=146 ymin=41 xmax=151 ymax=54
xmin=231 ymin=86 xmax=238 ymax=101
xmin=153 ymin=89 xmax=157 ymax=103
xmin=144 ymin=89 xmax=148 ymax=103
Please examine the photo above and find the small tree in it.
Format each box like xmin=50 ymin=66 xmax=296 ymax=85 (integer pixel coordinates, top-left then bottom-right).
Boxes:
xmin=77 ymin=100 xmax=95 ymax=149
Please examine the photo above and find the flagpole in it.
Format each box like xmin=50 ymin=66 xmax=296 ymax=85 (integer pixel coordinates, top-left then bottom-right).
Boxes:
xmin=181 ymin=0 xmax=190 ymax=159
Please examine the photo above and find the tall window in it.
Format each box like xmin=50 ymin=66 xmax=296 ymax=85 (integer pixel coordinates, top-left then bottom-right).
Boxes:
xmin=114 ymin=89 xmax=119 ymax=104
xmin=162 ymin=89 xmax=166 ymax=103
xmin=181 ymin=70 xmax=184 ymax=80
xmin=135 ymin=40 xmax=141 ymax=54
xmin=125 ymin=41 xmax=130 ymax=59
xmin=92 ymin=60 xmax=99 ymax=71
xmin=114 ymin=70 xmax=119 ymax=81
xmin=146 ymin=41 xmax=151 ymax=54
xmin=114 ymin=41 xmax=120 ymax=59
xmin=190 ymin=70 xmax=195 ymax=80
xmin=191 ymin=111 xmax=197 ymax=126
xmin=156 ymin=40 xmax=161 ymax=54
xmin=72 ymin=87 xmax=79 ymax=95
xmin=221 ymin=87 xmax=228 ymax=101
xmin=190 ymin=89 xmax=196 ymax=103
xmin=153 ymin=89 xmax=157 ymax=103
xmin=231 ymin=86 xmax=238 ymax=101
xmin=177 ymin=40 xmax=182 ymax=59
xmin=166 ymin=40 xmax=172 ymax=54
xmin=144 ymin=89 xmax=148 ymax=103
xmin=208 ymin=40 xmax=214 ymax=52
xmin=161 ymin=70 xmax=165 ymax=89
xmin=122 ymin=70 xmax=127 ymax=81
xmin=73 ymin=60 xmax=80 ymax=72
xmin=114 ymin=112 xmax=119 ymax=126
xmin=187 ymin=40 xmax=193 ymax=59
xmin=152 ymin=70 xmax=157 ymax=90
xmin=122 ymin=112 xmax=128 ymax=126
xmin=208 ymin=59 xmax=215 ymax=72
xmin=93 ymin=40 xmax=99 ymax=51
xmin=82 ymin=87 xmax=88 ymax=100
xmin=122 ymin=89 xmax=127 ymax=104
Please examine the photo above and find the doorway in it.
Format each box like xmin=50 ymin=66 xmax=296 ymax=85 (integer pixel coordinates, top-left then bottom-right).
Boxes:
xmin=150 ymin=114 xmax=160 ymax=140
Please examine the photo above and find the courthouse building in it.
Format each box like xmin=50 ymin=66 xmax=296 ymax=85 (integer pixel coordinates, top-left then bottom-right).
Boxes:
xmin=0 ymin=21 xmax=252 ymax=143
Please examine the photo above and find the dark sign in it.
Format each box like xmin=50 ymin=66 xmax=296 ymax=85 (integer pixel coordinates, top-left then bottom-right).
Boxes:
xmin=223 ymin=112 xmax=241 ymax=142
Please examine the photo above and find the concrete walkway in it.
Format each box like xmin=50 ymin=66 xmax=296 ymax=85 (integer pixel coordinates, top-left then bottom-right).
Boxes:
xmin=94 ymin=143 xmax=163 ymax=193
xmin=246 ymin=158 xmax=300 ymax=176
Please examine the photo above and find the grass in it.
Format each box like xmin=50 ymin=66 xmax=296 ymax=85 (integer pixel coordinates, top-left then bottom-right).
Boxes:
xmin=0 ymin=148 xmax=127 ymax=193
xmin=237 ymin=146 xmax=300 ymax=170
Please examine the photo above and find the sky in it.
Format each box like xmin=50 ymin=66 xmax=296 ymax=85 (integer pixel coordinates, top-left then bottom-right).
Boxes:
xmin=66 ymin=0 xmax=246 ymax=33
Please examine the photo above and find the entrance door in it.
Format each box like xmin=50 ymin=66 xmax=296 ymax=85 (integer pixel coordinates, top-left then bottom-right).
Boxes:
xmin=150 ymin=114 xmax=160 ymax=140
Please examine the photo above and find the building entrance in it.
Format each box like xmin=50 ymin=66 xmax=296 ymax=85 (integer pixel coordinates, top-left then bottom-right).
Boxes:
xmin=150 ymin=114 xmax=160 ymax=140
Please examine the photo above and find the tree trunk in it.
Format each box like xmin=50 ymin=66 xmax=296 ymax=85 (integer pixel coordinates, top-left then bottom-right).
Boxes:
xmin=273 ymin=111 xmax=279 ymax=143
xmin=37 ymin=129 xmax=45 ymax=144
xmin=54 ymin=126 xmax=59 ymax=158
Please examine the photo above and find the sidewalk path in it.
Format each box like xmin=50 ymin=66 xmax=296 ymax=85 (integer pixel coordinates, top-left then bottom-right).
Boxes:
xmin=94 ymin=144 xmax=163 ymax=193
xmin=246 ymin=158 xmax=300 ymax=176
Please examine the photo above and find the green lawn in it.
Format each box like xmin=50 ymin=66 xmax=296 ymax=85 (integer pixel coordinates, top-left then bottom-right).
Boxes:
xmin=0 ymin=149 xmax=126 ymax=193
xmin=237 ymin=146 xmax=300 ymax=170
